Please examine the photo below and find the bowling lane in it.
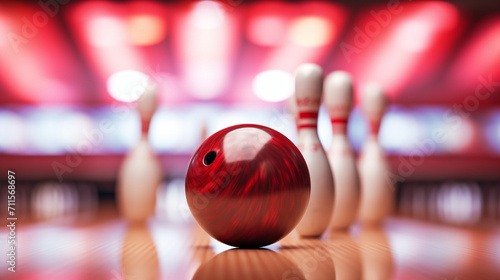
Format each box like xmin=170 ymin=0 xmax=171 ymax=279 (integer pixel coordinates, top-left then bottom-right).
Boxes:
xmin=1 ymin=207 xmax=498 ymax=280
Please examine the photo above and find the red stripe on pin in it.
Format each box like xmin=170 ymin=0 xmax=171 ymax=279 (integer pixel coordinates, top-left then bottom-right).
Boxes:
xmin=331 ymin=118 xmax=347 ymax=124
xmin=370 ymin=122 xmax=380 ymax=135
xmin=299 ymin=112 xmax=318 ymax=120
xmin=331 ymin=119 xmax=347 ymax=134
xmin=298 ymin=124 xmax=317 ymax=129
xmin=141 ymin=119 xmax=151 ymax=134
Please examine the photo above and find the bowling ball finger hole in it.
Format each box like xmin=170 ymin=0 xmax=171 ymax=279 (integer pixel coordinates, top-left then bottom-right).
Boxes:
xmin=203 ymin=151 xmax=217 ymax=166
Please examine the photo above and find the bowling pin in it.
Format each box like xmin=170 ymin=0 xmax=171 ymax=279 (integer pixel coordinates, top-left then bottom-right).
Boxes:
xmin=324 ymin=71 xmax=360 ymax=229
xmin=357 ymin=83 xmax=395 ymax=226
xmin=293 ymin=63 xmax=335 ymax=237
xmin=117 ymin=85 xmax=162 ymax=223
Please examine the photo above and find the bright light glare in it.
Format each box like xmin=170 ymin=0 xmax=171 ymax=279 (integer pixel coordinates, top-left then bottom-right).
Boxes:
xmin=438 ymin=183 xmax=482 ymax=225
xmin=88 ymin=17 xmax=127 ymax=48
xmin=252 ymin=70 xmax=294 ymax=102
xmin=441 ymin=118 xmax=474 ymax=153
xmin=0 ymin=19 xmax=9 ymax=47
xmin=394 ymin=19 xmax=435 ymax=53
xmin=223 ymin=127 xmax=271 ymax=162
xmin=190 ymin=1 xmax=225 ymax=30
xmin=27 ymin=109 xmax=65 ymax=154
xmin=379 ymin=111 xmax=423 ymax=153
xmin=247 ymin=16 xmax=286 ymax=46
xmin=107 ymin=70 xmax=150 ymax=102
xmin=496 ymin=123 xmax=500 ymax=145
xmin=289 ymin=16 xmax=334 ymax=47
xmin=0 ymin=111 xmax=25 ymax=152
xmin=185 ymin=63 xmax=226 ymax=99
xmin=60 ymin=112 xmax=95 ymax=152
xmin=127 ymin=15 xmax=167 ymax=46
xmin=484 ymin=112 xmax=500 ymax=153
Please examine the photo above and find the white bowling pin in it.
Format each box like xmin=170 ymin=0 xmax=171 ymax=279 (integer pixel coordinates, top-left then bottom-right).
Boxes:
xmin=136 ymin=84 xmax=158 ymax=135
xmin=357 ymin=83 xmax=394 ymax=226
xmin=294 ymin=63 xmax=335 ymax=237
xmin=117 ymin=87 xmax=162 ymax=223
xmin=324 ymin=71 xmax=360 ymax=229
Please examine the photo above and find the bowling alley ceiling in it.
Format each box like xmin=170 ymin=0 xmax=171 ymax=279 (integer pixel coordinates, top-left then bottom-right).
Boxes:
xmin=1 ymin=0 xmax=500 ymax=106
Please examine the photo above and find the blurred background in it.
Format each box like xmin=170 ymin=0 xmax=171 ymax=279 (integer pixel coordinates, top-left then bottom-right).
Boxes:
xmin=0 ymin=0 xmax=499 ymax=227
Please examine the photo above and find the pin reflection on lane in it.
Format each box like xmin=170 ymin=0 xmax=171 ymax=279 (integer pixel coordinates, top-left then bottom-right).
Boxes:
xmin=279 ymin=237 xmax=336 ymax=280
xmin=121 ymin=225 xmax=159 ymax=280
xmin=328 ymin=230 xmax=362 ymax=280
xmin=359 ymin=227 xmax=394 ymax=280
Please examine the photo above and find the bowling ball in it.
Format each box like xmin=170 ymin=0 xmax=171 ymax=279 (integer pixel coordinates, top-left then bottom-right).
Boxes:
xmin=185 ymin=124 xmax=310 ymax=248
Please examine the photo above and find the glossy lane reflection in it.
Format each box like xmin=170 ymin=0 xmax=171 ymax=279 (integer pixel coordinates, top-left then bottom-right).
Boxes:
xmin=359 ymin=227 xmax=393 ymax=280
xmin=121 ymin=224 xmax=159 ymax=280
xmin=280 ymin=236 xmax=336 ymax=280
xmin=328 ymin=230 xmax=362 ymax=280
xmin=279 ymin=232 xmax=335 ymax=279
xmin=193 ymin=249 xmax=305 ymax=280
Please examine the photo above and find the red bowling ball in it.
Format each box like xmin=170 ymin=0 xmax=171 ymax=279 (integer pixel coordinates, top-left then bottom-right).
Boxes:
xmin=185 ymin=124 xmax=310 ymax=248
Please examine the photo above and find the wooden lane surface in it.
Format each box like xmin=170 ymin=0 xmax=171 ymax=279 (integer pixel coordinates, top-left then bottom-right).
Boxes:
xmin=1 ymin=213 xmax=499 ymax=280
